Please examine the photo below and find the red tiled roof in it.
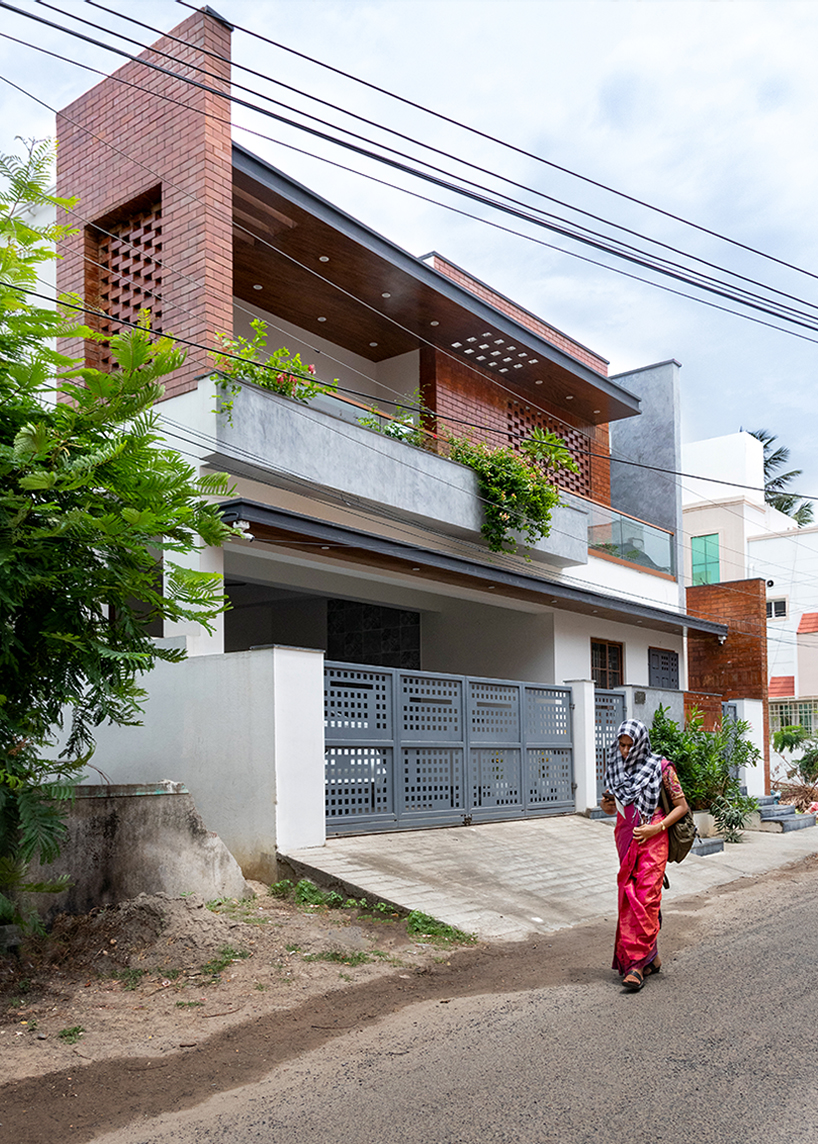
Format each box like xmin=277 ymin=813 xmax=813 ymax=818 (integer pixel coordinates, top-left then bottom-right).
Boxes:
xmin=798 ymin=613 xmax=818 ymax=634
xmin=769 ymin=676 xmax=795 ymax=697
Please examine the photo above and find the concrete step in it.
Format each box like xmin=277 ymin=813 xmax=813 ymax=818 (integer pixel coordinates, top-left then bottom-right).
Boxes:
xmin=586 ymin=807 xmax=614 ymax=821
xmin=691 ymin=837 xmax=724 ymax=856
xmin=760 ymin=805 xmax=798 ymax=820
xmin=756 ymin=813 xmax=816 ymax=833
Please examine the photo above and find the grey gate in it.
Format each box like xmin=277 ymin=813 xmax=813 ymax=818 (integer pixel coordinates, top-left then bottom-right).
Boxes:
xmin=594 ymin=690 xmax=625 ymax=799
xmin=324 ymin=663 xmax=574 ymax=834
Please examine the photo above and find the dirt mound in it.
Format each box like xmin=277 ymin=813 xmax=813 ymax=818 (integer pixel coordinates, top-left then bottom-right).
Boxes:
xmin=45 ymin=893 xmax=248 ymax=972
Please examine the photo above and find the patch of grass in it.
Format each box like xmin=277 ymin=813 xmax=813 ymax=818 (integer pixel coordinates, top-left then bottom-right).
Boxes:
xmin=293 ymin=879 xmax=327 ymax=906
xmin=115 ymin=968 xmax=147 ymax=991
xmin=175 ymin=1000 xmax=204 ymax=1009
xmin=406 ymin=910 xmax=476 ymax=946
xmin=255 ymin=982 xmax=266 ymax=991
xmin=163 ymin=968 xmax=181 ymax=981
xmin=201 ymin=946 xmax=250 ymax=979
xmin=285 ymin=943 xmax=302 ymax=953
xmin=58 ymin=1025 xmax=84 ymax=1044
xmin=302 ymin=949 xmax=370 ymax=966
xmin=268 ymin=879 xmax=294 ymax=899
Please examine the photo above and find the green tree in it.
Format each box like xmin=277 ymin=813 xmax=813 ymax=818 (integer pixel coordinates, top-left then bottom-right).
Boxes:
xmin=749 ymin=428 xmax=814 ymax=527
xmin=0 ymin=142 xmax=237 ymax=926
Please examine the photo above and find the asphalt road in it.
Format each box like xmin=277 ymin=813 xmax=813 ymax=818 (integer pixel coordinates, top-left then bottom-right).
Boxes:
xmin=96 ymin=865 xmax=818 ymax=1144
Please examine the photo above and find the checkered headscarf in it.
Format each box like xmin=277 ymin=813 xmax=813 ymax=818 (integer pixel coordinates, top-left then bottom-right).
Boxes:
xmin=604 ymin=719 xmax=663 ymax=825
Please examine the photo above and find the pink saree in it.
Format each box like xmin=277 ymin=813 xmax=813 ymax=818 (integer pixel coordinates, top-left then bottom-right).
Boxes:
xmin=611 ymin=762 xmax=681 ymax=976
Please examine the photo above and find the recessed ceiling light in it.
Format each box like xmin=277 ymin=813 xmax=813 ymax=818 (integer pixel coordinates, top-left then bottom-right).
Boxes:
xmin=319 ymin=256 xmax=330 ymax=262
xmin=529 ymin=359 xmax=539 ymax=365
xmin=430 ymin=320 xmax=439 ymax=326
xmin=488 ymin=585 xmax=496 ymax=590
xmin=565 ymin=395 xmax=574 ymax=400
xmin=317 ymin=316 xmax=327 ymax=322
xmin=593 ymin=409 xmax=601 ymax=414
xmin=252 ymin=284 xmax=263 ymax=290
xmin=321 ymin=546 xmax=330 ymax=550
xmin=476 ymin=356 xmax=486 ymax=361
xmin=535 ymin=379 xmax=543 ymax=385
xmin=494 ymin=339 xmax=504 ymax=345
xmin=507 ymin=346 xmax=516 ymax=351
xmin=382 ymin=292 xmax=391 ymax=298
xmin=411 ymin=566 xmax=421 ymax=572
xmin=370 ymin=341 xmax=378 ymax=347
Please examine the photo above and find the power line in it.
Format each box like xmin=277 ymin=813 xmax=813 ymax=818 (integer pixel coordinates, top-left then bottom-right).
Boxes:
xmin=179 ymin=0 xmax=818 ymax=287
xmin=69 ymin=0 xmax=818 ymax=326
xmin=4 ymin=5 xmax=818 ymax=334
xmin=5 ymin=31 xmax=818 ymax=353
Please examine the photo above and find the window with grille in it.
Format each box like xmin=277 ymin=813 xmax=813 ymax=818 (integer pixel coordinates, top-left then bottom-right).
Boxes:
xmin=648 ymin=648 xmax=679 ymax=689
xmin=691 ymin=534 xmax=720 ymax=585
xmin=766 ymin=599 xmax=787 ymax=619
xmin=592 ymin=640 xmax=623 ymax=689
xmin=770 ymin=700 xmax=818 ymax=734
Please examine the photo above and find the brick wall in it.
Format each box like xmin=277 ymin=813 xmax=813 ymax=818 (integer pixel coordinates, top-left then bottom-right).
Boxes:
xmin=56 ymin=10 xmax=233 ymax=399
xmin=420 ymin=346 xmax=611 ymax=504
xmin=684 ymin=691 xmax=724 ymax=732
xmin=686 ymin=578 xmax=770 ymax=786
xmin=429 ymin=255 xmax=609 ymax=377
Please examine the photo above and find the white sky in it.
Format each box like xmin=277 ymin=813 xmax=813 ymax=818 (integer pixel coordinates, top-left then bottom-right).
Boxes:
xmin=2 ymin=0 xmax=817 ymax=504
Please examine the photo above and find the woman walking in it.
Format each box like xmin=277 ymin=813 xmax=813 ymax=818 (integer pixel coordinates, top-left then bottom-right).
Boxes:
xmin=600 ymin=718 xmax=689 ymax=992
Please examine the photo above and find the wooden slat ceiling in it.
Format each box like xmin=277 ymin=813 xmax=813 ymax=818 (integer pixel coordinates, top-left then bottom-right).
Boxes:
xmin=231 ymin=166 xmax=639 ymax=426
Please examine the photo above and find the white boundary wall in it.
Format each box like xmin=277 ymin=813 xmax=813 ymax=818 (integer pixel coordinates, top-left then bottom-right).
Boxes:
xmin=84 ymin=645 xmax=326 ymax=881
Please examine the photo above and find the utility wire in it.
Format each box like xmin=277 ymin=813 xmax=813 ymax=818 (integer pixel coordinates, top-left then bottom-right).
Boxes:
xmin=4 ymin=33 xmax=818 ymax=350
xmin=72 ymin=0 xmax=818 ymax=323
xmin=177 ymin=0 xmax=818 ymax=287
xmin=3 ymin=5 xmax=818 ymax=333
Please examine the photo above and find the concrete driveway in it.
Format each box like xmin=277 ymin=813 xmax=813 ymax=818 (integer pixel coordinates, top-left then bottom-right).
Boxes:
xmin=282 ymin=814 xmax=818 ymax=940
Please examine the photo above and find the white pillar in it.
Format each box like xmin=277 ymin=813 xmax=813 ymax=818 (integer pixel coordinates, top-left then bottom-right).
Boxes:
xmin=565 ymin=679 xmax=597 ymax=814
xmin=163 ymin=544 xmax=225 ymax=656
xmin=732 ymin=698 xmax=767 ymax=799
xmin=273 ymin=645 xmax=326 ymax=852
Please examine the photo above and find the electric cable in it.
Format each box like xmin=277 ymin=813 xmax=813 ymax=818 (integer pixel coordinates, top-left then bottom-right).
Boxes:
xmin=67 ymin=0 xmax=818 ymax=323
xmin=3 ymin=6 xmax=818 ymax=333
xmin=178 ymin=0 xmax=818 ymax=286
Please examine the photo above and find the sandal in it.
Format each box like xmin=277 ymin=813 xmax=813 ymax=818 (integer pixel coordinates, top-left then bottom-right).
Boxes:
xmin=644 ymin=958 xmax=662 ymax=977
xmin=623 ymin=968 xmax=644 ymax=992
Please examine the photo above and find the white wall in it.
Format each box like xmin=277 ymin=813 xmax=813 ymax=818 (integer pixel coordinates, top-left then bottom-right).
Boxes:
xmin=83 ymin=645 xmax=325 ymax=879
xmin=232 ymin=298 xmax=420 ymax=416
xmin=552 ymin=610 xmax=686 ymax=690
xmin=749 ymin=525 xmax=818 ymax=691
xmin=682 ymin=432 xmax=766 ymax=507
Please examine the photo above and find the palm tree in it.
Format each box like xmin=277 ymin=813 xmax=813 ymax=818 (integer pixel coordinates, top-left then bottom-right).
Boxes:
xmin=749 ymin=429 xmax=814 ymax=527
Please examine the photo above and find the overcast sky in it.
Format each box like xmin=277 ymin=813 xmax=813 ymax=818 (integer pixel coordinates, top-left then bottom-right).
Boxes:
xmin=2 ymin=0 xmax=817 ymax=505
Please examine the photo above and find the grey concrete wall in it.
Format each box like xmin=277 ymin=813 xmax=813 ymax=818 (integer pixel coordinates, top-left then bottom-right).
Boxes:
xmin=212 ymin=384 xmax=589 ymax=569
xmin=27 ymin=783 xmax=248 ymax=923
xmin=608 ymin=361 xmax=684 ymax=581
xmin=621 ymin=684 xmax=686 ymax=731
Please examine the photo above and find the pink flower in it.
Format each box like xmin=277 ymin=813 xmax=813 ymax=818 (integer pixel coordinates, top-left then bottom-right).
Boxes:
xmin=808 ymin=802 xmax=818 ymax=815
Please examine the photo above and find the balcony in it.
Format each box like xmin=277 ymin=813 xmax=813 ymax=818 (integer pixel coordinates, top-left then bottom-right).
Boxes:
xmin=206 ymin=382 xmax=590 ymax=568
xmin=587 ymin=500 xmax=675 ymax=577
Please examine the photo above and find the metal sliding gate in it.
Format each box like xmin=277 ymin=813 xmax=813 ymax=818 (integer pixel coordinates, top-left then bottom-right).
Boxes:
xmin=594 ymin=690 xmax=626 ymax=800
xmin=324 ymin=662 xmax=574 ymax=834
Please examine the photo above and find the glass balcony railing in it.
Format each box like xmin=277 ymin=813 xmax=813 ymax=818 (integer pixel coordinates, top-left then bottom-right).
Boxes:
xmin=587 ymin=501 xmax=675 ymax=576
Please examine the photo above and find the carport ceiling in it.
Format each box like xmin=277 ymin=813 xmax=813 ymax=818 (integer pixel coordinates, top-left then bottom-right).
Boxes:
xmin=232 ymin=146 xmax=641 ymax=427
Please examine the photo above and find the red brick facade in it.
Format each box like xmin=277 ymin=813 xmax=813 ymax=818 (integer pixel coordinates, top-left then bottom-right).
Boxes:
xmin=686 ymin=578 xmax=770 ymax=789
xmin=420 ymin=346 xmax=611 ymax=504
xmin=56 ymin=10 xmax=233 ymax=399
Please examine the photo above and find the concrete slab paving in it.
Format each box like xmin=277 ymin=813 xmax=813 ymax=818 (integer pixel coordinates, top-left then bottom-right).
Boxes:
xmin=283 ymin=815 xmax=818 ymax=941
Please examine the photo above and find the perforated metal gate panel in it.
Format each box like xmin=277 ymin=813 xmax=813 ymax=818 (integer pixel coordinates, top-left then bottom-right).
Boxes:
xmin=594 ymin=690 xmax=625 ymax=799
xmin=325 ymin=663 xmax=574 ymax=833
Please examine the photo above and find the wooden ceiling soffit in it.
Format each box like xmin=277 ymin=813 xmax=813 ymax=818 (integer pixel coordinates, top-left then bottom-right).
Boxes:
xmin=230 ymin=153 xmax=640 ymax=423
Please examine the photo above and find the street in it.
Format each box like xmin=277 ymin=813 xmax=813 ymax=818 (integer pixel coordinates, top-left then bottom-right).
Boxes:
xmin=88 ymin=859 xmax=818 ymax=1144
